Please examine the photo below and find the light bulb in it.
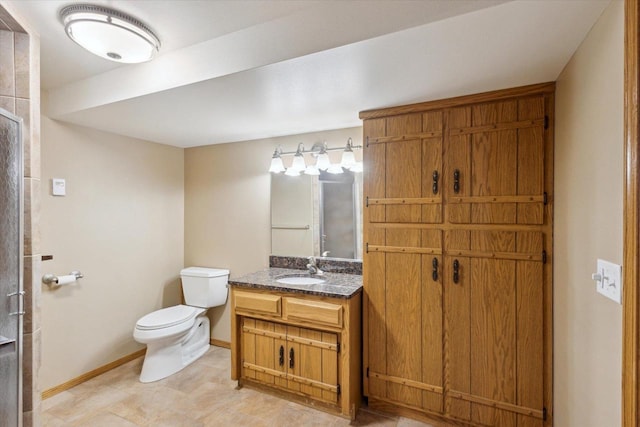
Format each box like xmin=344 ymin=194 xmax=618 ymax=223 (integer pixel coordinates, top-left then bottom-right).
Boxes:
xmin=341 ymin=149 xmax=356 ymax=170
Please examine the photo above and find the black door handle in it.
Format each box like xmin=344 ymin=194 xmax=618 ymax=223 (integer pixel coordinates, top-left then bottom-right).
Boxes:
xmin=453 ymin=169 xmax=460 ymax=194
xmin=432 ymin=170 xmax=439 ymax=194
xmin=453 ymin=259 xmax=460 ymax=284
xmin=432 ymin=257 xmax=438 ymax=281
xmin=289 ymin=347 xmax=295 ymax=369
xmin=279 ymin=345 xmax=284 ymax=366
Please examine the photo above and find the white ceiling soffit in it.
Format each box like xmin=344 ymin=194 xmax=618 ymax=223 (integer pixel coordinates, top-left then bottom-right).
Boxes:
xmin=36 ymin=0 xmax=608 ymax=147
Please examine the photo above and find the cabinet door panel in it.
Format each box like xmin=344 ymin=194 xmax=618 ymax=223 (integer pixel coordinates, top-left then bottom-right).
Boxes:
xmin=422 ymin=110 xmax=444 ymax=223
xmin=321 ymin=332 xmax=339 ymax=402
xmin=444 ymin=255 xmax=471 ymax=421
xmin=254 ymin=320 xmax=278 ymax=384
xmin=364 ymin=226 xmax=387 ymax=397
xmin=242 ymin=318 xmax=257 ymax=380
xmin=422 ymin=230 xmax=443 ymax=413
xmin=364 ymin=119 xmax=386 ymax=223
xmin=470 ymin=130 xmax=518 ymax=224
xmin=470 ymin=258 xmax=517 ymax=425
xmin=286 ymin=326 xmax=339 ymax=404
xmin=274 ymin=323 xmax=288 ymax=389
xmin=385 ymin=138 xmax=423 ymax=223
xmin=286 ymin=326 xmax=302 ymax=393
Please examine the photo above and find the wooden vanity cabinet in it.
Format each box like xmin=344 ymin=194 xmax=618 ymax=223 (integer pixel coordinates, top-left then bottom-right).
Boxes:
xmin=230 ymin=288 xmax=362 ymax=420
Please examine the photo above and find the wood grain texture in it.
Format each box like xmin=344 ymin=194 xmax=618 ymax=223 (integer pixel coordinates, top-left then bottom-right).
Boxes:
xmin=359 ymin=82 xmax=555 ymax=120
xmin=385 ymin=228 xmax=422 ymax=407
xmin=233 ymin=288 xmax=361 ymax=418
xmin=444 ymin=255 xmax=471 ymax=421
xmin=624 ymin=1 xmax=640 ymax=426
xmin=234 ymin=291 xmax=281 ymax=316
xmin=284 ymin=297 xmax=343 ymax=327
xmin=363 ymin=85 xmax=553 ymax=426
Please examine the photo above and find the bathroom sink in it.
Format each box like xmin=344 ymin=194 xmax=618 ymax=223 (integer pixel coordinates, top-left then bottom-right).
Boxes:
xmin=276 ymin=275 xmax=326 ymax=285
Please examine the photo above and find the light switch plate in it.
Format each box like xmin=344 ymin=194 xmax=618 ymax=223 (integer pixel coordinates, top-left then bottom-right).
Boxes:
xmin=52 ymin=178 xmax=66 ymax=196
xmin=595 ymin=259 xmax=622 ymax=304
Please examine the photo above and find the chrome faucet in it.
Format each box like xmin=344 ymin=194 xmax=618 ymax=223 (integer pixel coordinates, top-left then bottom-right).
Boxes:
xmin=307 ymin=256 xmax=323 ymax=275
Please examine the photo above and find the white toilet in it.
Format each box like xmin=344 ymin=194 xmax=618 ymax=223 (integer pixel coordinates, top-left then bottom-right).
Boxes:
xmin=133 ymin=267 xmax=229 ymax=383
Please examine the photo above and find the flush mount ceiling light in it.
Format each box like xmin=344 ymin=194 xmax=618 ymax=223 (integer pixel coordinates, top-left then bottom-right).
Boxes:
xmin=59 ymin=4 xmax=160 ymax=63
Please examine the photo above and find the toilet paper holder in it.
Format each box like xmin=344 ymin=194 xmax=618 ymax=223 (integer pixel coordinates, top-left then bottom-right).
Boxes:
xmin=42 ymin=271 xmax=83 ymax=286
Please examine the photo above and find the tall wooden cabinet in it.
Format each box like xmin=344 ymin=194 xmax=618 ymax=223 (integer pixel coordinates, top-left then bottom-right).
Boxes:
xmin=361 ymin=83 xmax=554 ymax=427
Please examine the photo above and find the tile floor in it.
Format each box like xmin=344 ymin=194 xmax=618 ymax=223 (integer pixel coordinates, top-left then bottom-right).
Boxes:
xmin=42 ymin=346 xmax=440 ymax=426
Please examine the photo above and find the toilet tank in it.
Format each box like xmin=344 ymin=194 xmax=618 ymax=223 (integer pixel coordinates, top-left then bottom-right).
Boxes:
xmin=180 ymin=267 xmax=230 ymax=308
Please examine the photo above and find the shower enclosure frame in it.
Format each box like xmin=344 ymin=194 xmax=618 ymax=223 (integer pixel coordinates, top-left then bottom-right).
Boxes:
xmin=0 ymin=107 xmax=24 ymax=427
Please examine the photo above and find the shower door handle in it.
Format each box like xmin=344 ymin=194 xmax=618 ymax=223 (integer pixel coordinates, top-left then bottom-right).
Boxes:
xmin=0 ymin=335 xmax=16 ymax=355
xmin=7 ymin=290 xmax=25 ymax=316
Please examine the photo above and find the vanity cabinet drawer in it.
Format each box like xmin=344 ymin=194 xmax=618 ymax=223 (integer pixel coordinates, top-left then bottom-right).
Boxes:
xmin=284 ymin=297 xmax=342 ymax=328
xmin=235 ymin=291 xmax=281 ymax=316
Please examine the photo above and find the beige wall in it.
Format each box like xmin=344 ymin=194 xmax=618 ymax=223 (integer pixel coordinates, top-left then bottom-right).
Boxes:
xmin=554 ymin=1 xmax=623 ymax=426
xmin=40 ymin=117 xmax=184 ymax=390
xmin=184 ymin=127 xmax=361 ymax=342
xmin=0 ymin=4 xmax=41 ymax=424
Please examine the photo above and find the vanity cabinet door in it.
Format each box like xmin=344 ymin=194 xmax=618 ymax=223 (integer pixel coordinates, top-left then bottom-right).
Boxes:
xmin=241 ymin=318 xmax=287 ymax=385
xmin=285 ymin=326 xmax=340 ymax=404
xmin=241 ymin=317 xmax=340 ymax=405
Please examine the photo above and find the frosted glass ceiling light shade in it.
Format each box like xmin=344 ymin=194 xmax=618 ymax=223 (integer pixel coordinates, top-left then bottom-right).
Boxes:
xmin=60 ymin=4 xmax=161 ymax=63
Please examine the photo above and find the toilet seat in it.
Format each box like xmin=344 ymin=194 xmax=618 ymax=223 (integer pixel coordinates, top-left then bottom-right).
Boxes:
xmin=136 ymin=305 xmax=203 ymax=331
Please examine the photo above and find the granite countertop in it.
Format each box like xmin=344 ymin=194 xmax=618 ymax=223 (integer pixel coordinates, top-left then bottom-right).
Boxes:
xmin=228 ymin=267 xmax=362 ymax=299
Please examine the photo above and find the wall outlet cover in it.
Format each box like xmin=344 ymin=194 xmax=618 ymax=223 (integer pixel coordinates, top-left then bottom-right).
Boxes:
xmin=595 ymin=259 xmax=622 ymax=304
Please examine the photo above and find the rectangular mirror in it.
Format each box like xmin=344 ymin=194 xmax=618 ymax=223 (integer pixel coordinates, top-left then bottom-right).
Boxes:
xmin=271 ymin=171 xmax=363 ymax=260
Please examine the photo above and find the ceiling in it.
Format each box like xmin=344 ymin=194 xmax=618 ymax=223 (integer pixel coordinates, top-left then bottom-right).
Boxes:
xmin=6 ymin=0 xmax=610 ymax=147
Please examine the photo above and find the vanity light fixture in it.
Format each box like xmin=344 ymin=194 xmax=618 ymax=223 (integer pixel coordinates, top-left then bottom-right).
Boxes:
xmin=59 ymin=4 xmax=161 ymax=63
xmin=269 ymin=138 xmax=362 ymax=175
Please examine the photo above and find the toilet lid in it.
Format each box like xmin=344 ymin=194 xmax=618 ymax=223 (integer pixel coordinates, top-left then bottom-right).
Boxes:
xmin=136 ymin=305 xmax=199 ymax=330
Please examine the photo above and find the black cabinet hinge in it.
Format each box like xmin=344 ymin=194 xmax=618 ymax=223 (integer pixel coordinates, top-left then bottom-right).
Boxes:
xmin=366 ymin=367 xmax=369 ymax=378
xmin=544 ymin=115 xmax=549 ymax=130
xmin=337 ymin=384 xmax=341 ymax=396
xmin=336 ymin=343 xmax=341 ymax=354
xmin=366 ymin=196 xmax=369 ymax=207
xmin=366 ymin=136 xmax=370 ymax=147
xmin=543 ymin=407 xmax=547 ymax=421
xmin=543 ymin=192 xmax=548 ymax=205
xmin=542 ymin=250 xmax=547 ymax=264
xmin=365 ymin=243 xmax=369 ymax=254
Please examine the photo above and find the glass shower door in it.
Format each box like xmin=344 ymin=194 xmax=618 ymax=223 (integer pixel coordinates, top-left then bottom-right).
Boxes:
xmin=0 ymin=108 xmax=23 ymax=427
